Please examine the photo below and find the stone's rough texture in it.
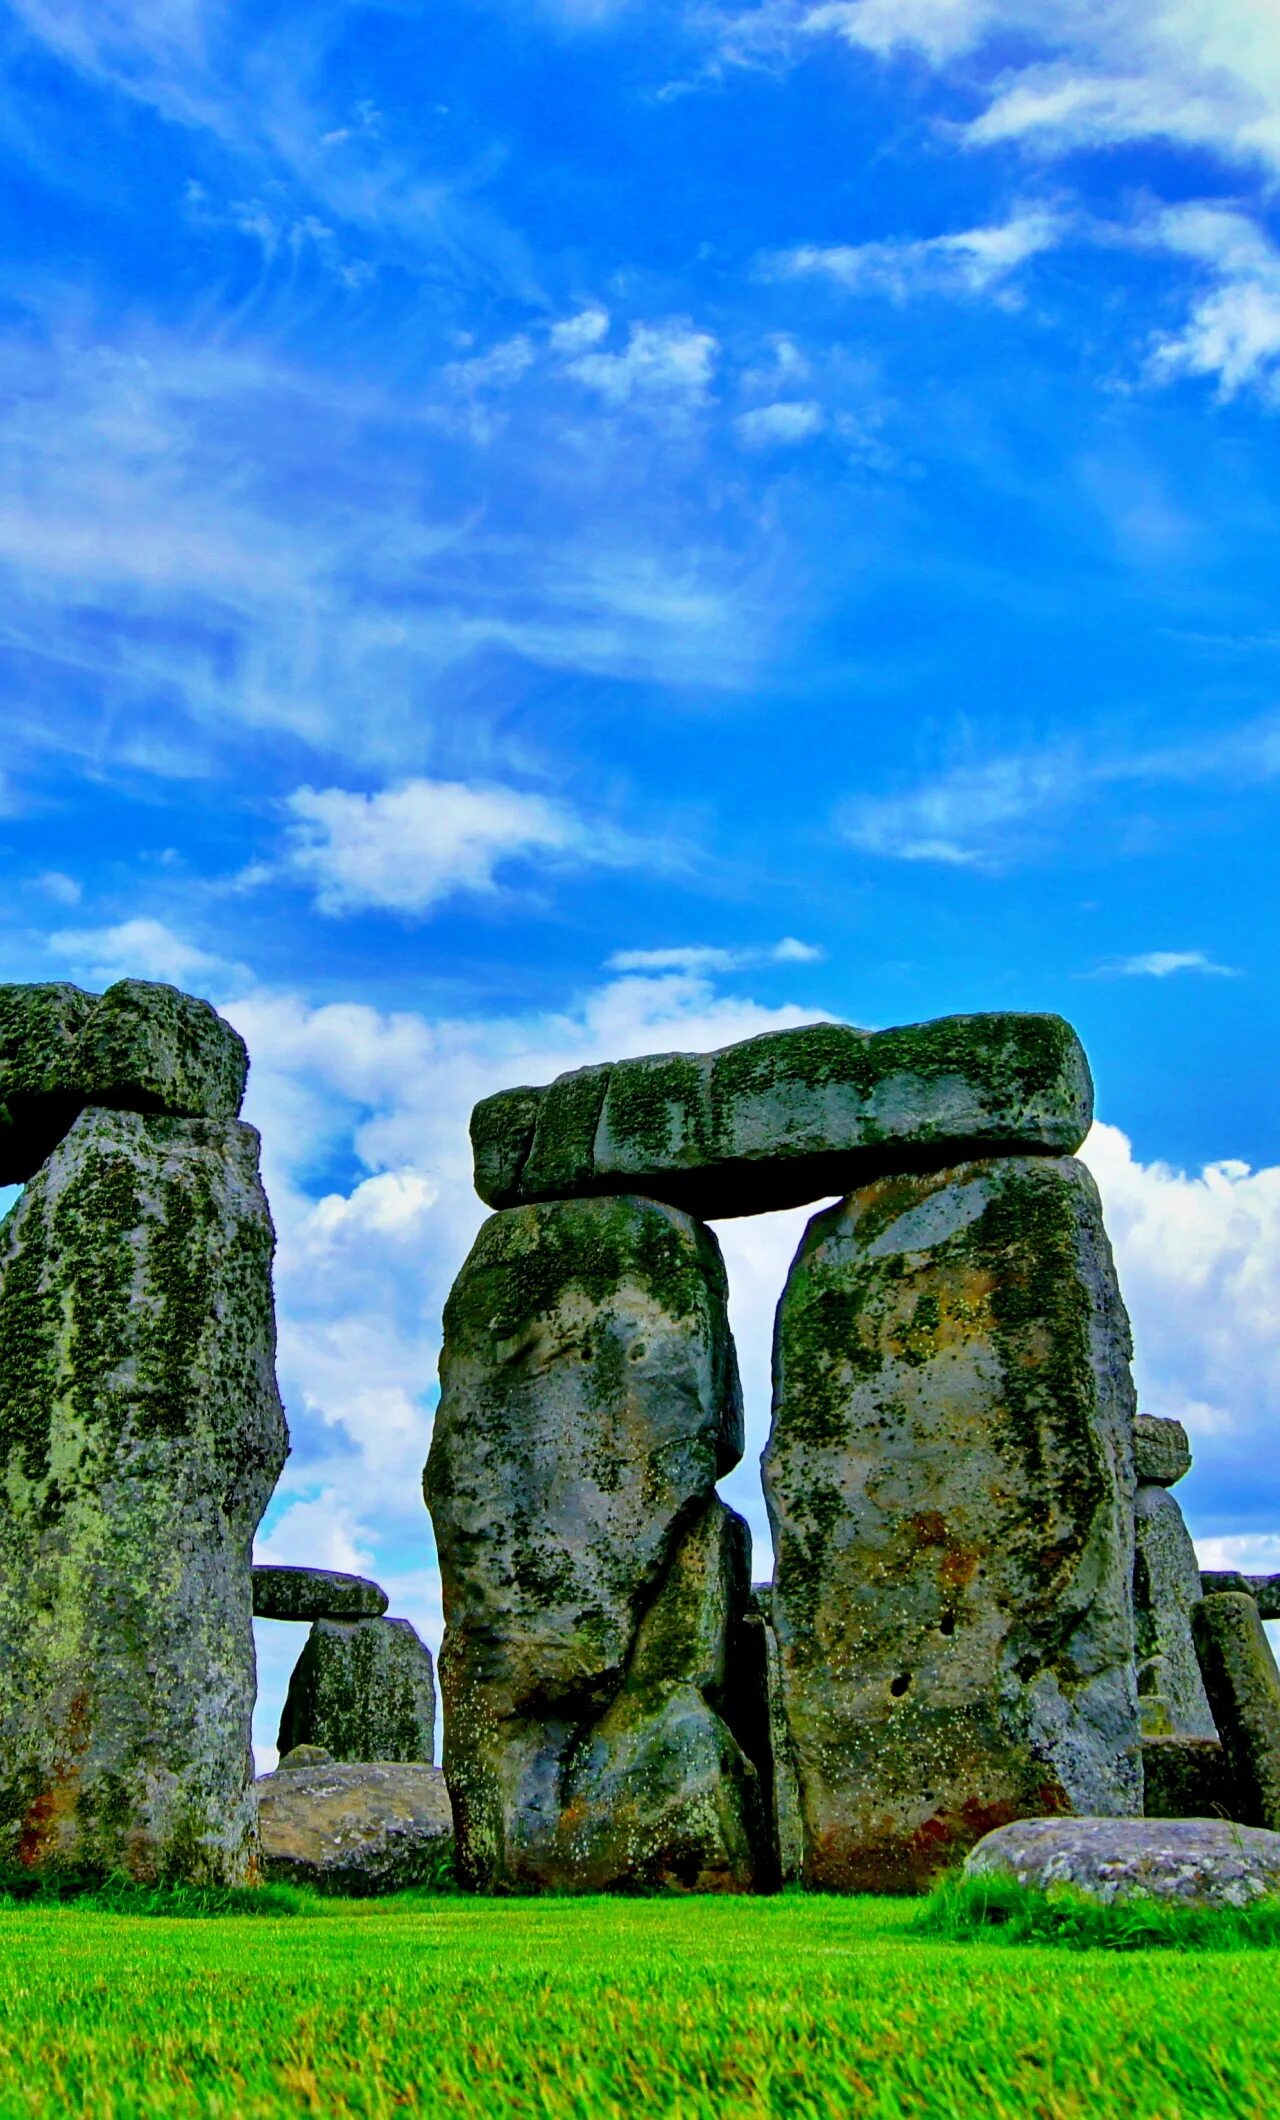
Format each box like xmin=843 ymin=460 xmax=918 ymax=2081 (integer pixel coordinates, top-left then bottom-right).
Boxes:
xmin=1133 ymin=1414 xmax=1192 ymax=1488
xmin=0 ymin=979 xmax=248 ymax=1185
xmin=1142 ymin=1737 xmax=1236 ymax=1820
xmin=1202 ymin=1572 xmax=1280 ymax=1619
xmin=278 ymin=1745 xmax=333 ymax=1771
xmin=256 ymin=1759 xmax=452 ymax=1894
xmin=1133 ymin=1487 xmax=1217 ymax=1740
xmin=753 ymin=1585 xmax=805 ymax=1885
xmin=966 ymin=1815 xmax=1280 ymax=1906
xmin=472 ymin=1013 xmax=1092 ymax=1221
xmin=427 ymin=1193 xmax=768 ymax=1892
xmin=252 ymin=1566 xmax=388 ymax=1622
xmin=764 ymin=1154 xmax=1141 ymax=1894
xmin=1191 ymin=1594 xmax=1280 ymax=1831
xmin=277 ymin=1618 xmax=435 ymax=1764
xmin=0 ymin=1106 xmax=287 ymax=1882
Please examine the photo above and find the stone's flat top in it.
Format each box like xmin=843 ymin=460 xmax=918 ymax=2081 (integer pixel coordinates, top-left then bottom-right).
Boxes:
xmin=256 ymin=1760 xmax=451 ymax=1894
xmin=252 ymin=1565 xmax=388 ymax=1621
xmin=471 ymin=1011 xmax=1092 ymax=1220
xmin=966 ymin=1816 xmax=1280 ymax=1906
xmin=1134 ymin=1414 xmax=1192 ymax=1487
xmin=1202 ymin=1571 xmax=1280 ymax=1619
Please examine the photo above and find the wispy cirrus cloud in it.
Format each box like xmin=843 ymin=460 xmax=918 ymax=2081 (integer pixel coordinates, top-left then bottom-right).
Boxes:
xmin=764 ymin=206 xmax=1065 ymax=301
xmin=1148 ymin=205 xmax=1280 ymax=402
xmin=1093 ymin=949 xmax=1239 ymax=980
xmin=606 ymin=937 xmax=823 ymax=974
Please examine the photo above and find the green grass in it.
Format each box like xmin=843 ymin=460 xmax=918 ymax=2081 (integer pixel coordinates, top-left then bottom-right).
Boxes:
xmin=0 ymin=1891 xmax=1276 ymax=2117
xmin=914 ymin=1871 xmax=1280 ymax=1950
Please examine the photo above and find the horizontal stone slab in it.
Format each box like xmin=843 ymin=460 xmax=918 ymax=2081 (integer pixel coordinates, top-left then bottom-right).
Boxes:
xmin=0 ymin=979 xmax=248 ymax=1185
xmin=252 ymin=1565 xmax=389 ymax=1621
xmin=1201 ymin=1572 xmax=1280 ymax=1619
xmin=1135 ymin=1413 xmax=1192 ymax=1487
xmin=472 ymin=1012 xmax=1092 ymax=1219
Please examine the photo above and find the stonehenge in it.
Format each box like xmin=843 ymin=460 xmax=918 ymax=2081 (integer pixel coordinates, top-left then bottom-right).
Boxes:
xmin=0 ymin=981 xmax=287 ymax=1884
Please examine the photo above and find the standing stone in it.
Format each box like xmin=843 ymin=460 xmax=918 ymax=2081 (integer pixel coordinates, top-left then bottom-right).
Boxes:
xmin=0 ymin=1106 xmax=287 ymax=1882
xmin=1201 ymin=1572 xmax=1280 ymax=1618
xmin=427 ymin=1192 xmax=770 ymax=1892
xmin=764 ymin=1154 xmax=1141 ymax=1893
xmin=1191 ymin=1594 xmax=1280 ymax=1831
xmin=753 ymin=1585 xmax=805 ymax=1884
xmin=277 ymin=1617 xmax=435 ymax=1764
xmin=1134 ymin=1486 xmax=1217 ymax=1740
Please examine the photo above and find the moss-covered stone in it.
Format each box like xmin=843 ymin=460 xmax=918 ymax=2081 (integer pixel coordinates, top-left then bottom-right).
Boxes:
xmin=252 ymin=1565 xmax=389 ymax=1622
xmin=1134 ymin=1485 xmax=1217 ymax=1740
xmin=426 ymin=1193 xmax=754 ymax=1891
xmin=277 ymin=1617 xmax=435 ymax=1763
xmin=0 ymin=1107 xmax=287 ymax=1883
xmin=1191 ymin=1593 xmax=1280 ymax=1831
xmin=1134 ymin=1415 xmax=1192 ymax=1487
xmin=1142 ymin=1735 xmax=1236 ymax=1821
xmin=0 ymin=979 xmax=248 ymax=1185
xmin=1200 ymin=1571 xmax=1280 ymax=1619
xmin=762 ymin=1154 xmax=1140 ymax=1893
xmin=470 ymin=1012 xmax=1092 ymax=1219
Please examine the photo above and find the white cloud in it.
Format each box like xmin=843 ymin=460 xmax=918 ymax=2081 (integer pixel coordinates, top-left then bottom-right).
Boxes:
xmin=607 ymin=937 xmax=824 ymax=973
xmin=1148 ymin=205 xmax=1280 ymax=400
xmin=36 ymin=872 xmax=82 ymax=906
xmin=767 ymin=207 xmax=1064 ymax=300
xmin=1096 ymin=949 xmax=1238 ymax=980
xmin=565 ymin=320 xmax=719 ymax=406
xmin=549 ymin=307 xmax=610 ymax=353
xmin=443 ymin=335 xmax=537 ymax=392
xmin=277 ymin=777 xmax=662 ymax=917
xmin=46 ymin=916 xmax=238 ymax=990
xmin=734 ymin=400 xmax=825 ymax=448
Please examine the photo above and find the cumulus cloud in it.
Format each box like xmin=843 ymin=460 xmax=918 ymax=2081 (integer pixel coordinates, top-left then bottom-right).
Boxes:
xmin=767 ymin=207 xmax=1064 ymax=300
xmin=734 ymin=400 xmax=825 ymax=448
xmin=47 ymin=916 xmax=240 ymax=989
xmin=564 ymin=320 xmax=719 ymax=407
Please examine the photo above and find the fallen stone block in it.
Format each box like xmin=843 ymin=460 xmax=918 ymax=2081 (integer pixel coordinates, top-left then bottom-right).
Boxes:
xmin=764 ymin=1153 xmax=1141 ymax=1893
xmin=256 ymin=1757 xmax=452 ymax=1894
xmin=966 ymin=1814 xmax=1280 ymax=1907
xmin=472 ymin=1013 xmax=1092 ymax=1220
xmin=1191 ymin=1593 xmax=1280 ymax=1830
xmin=427 ymin=1192 xmax=770 ymax=1891
xmin=277 ymin=1617 xmax=435 ymax=1764
xmin=1142 ymin=1736 xmax=1236 ymax=1820
xmin=0 ymin=979 xmax=248 ymax=1185
xmin=1201 ymin=1571 xmax=1280 ymax=1619
xmin=1134 ymin=1486 xmax=1217 ymax=1740
xmin=1133 ymin=1414 xmax=1192 ymax=1487
xmin=0 ymin=1106 xmax=287 ymax=1882
xmin=252 ymin=1565 xmax=388 ymax=1622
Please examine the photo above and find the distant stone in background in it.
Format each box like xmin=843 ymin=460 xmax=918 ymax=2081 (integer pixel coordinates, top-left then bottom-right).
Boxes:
xmin=0 ymin=1105 xmax=287 ymax=1882
xmin=1142 ymin=1736 xmax=1235 ymax=1821
xmin=472 ymin=1013 xmax=1092 ymax=1221
xmin=764 ymin=1153 xmax=1141 ymax=1893
xmin=1133 ymin=1414 xmax=1192 ymax=1488
xmin=753 ymin=1585 xmax=804 ymax=1885
xmin=965 ymin=1815 xmax=1280 ymax=1908
xmin=428 ymin=1192 xmax=770 ymax=1892
xmin=252 ymin=1566 xmax=389 ymax=1622
xmin=256 ymin=1758 xmax=452 ymax=1894
xmin=0 ymin=979 xmax=248 ymax=1185
xmin=1133 ymin=1487 xmax=1218 ymax=1740
xmin=277 ymin=1617 xmax=435 ymax=1764
xmin=1201 ymin=1572 xmax=1280 ymax=1619
xmin=1191 ymin=1594 xmax=1280 ymax=1832
xmin=277 ymin=1745 xmax=333 ymax=1771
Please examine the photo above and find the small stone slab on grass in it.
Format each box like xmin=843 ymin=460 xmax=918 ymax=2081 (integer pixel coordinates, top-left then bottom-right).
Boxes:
xmin=252 ymin=1565 xmax=389 ymax=1622
xmin=471 ymin=1012 xmax=1092 ymax=1220
xmin=966 ymin=1816 xmax=1280 ymax=1907
xmin=255 ymin=1758 xmax=452 ymax=1894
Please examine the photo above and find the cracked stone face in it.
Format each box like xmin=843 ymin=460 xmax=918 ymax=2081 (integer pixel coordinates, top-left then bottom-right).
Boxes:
xmin=0 ymin=1106 xmax=287 ymax=1884
xmin=763 ymin=1153 xmax=1141 ymax=1893
xmin=426 ymin=1192 xmax=771 ymax=1891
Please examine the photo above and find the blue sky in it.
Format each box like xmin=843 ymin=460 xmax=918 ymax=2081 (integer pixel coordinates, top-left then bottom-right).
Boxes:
xmin=3 ymin=0 xmax=1280 ymax=1762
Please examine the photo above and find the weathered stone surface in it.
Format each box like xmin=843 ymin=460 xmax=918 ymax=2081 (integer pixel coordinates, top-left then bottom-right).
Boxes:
xmin=256 ymin=1758 xmax=452 ymax=1894
xmin=252 ymin=1565 xmax=388 ymax=1622
xmin=764 ymin=1154 xmax=1141 ymax=1894
xmin=427 ymin=1193 xmax=769 ymax=1891
xmin=0 ymin=979 xmax=248 ymax=1185
xmin=966 ymin=1815 xmax=1280 ymax=1907
xmin=753 ymin=1585 xmax=804 ymax=1885
xmin=1142 ymin=1736 xmax=1236 ymax=1820
xmin=278 ymin=1745 xmax=333 ymax=1770
xmin=0 ymin=1106 xmax=287 ymax=1882
xmin=1202 ymin=1571 xmax=1280 ymax=1619
xmin=1134 ymin=1486 xmax=1217 ymax=1740
xmin=1191 ymin=1594 xmax=1280 ymax=1831
xmin=1133 ymin=1414 xmax=1191 ymax=1487
xmin=277 ymin=1618 xmax=435 ymax=1764
xmin=472 ymin=1013 xmax=1092 ymax=1221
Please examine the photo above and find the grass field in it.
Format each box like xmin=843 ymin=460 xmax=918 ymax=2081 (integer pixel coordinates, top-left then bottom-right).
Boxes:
xmin=0 ymin=1891 xmax=1276 ymax=2119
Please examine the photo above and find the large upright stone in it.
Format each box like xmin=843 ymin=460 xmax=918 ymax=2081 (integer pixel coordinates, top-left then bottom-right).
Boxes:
xmin=1202 ymin=1572 xmax=1280 ymax=1619
xmin=472 ymin=1014 xmax=1092 ymax=1221
xmin=0 ymin=1106 xmax=287 ymax=1881
xmin=0 ymin=980 xmax=247 ymax=1185
xmin=763 ymin=1154 xmax=1140 ymax=1893
xmin=426 ymin=1193 xmax=771 ymax=1891
xmin=1191 ymin=1594 xmax=1280 ymax=1831
xmin=1133 ymin=1486 xmax=1217 ymax=1740
xmin=277 ymin=1617 xmax=435 ymax=1763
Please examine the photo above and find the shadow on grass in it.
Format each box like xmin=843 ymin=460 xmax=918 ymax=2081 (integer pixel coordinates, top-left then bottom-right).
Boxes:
xmin=913 ymin=1873 xmax=1280 ymax=1951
